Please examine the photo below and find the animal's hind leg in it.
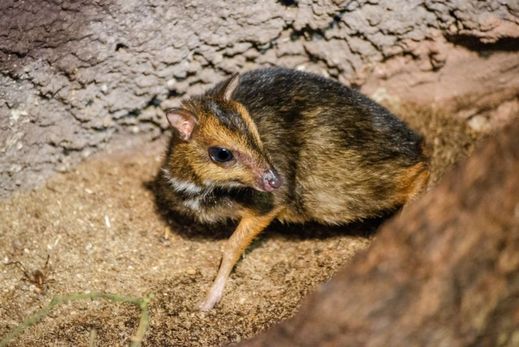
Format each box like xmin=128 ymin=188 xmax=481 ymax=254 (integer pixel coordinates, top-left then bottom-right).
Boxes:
xmin=405 ymin=162 xmax=430 ymax=200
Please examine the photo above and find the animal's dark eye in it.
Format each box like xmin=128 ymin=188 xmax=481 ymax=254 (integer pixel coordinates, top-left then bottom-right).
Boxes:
xmin=208 ymin=147 xmax=234 ymax=163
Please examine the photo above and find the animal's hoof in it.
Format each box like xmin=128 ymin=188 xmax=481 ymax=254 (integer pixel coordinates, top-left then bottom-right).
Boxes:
xmin=199 ymin=278 xmax=226 ymax=311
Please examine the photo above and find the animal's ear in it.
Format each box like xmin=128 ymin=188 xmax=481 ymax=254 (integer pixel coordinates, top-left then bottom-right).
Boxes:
xmin=217 ymin=73 xmax=240 ymax=101
xmin=166 ymin=108 xmax=197 ymax=141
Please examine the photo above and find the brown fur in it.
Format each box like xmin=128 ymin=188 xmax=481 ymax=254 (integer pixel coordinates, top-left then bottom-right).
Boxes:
xmin=157 ymin=67 xmax=430 ymax=310
xmin=397 ymin=162 xmax=430 ymax=201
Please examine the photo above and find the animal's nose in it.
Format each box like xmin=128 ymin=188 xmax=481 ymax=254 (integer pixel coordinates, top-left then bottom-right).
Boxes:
xmin=263 ymin=169 xmax=282 ymax=191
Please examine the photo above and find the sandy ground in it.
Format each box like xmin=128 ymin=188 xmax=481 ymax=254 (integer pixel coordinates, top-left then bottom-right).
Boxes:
xmin=0 ymin=104 xmax=479 ymax=346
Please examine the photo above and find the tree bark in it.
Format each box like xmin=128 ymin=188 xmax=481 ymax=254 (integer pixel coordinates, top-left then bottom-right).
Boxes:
xmin=240 ymin=121 xmax=519 ymax=347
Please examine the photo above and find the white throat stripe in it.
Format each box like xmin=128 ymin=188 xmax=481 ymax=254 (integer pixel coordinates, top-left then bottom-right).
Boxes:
xmin=162 ymin=169 xmax=203 ymax=194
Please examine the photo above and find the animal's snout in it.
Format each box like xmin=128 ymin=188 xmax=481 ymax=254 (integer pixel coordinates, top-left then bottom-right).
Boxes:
xmin=262 ymin=169 xmax=282 ymax=192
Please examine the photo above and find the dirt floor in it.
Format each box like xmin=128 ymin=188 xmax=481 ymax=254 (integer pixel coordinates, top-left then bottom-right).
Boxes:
xmin=0 ymin=104 xmax=480 ymax=346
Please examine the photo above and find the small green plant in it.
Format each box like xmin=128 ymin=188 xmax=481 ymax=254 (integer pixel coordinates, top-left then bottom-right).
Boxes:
xmin=0 ymin=292 xmax=153 ymax=347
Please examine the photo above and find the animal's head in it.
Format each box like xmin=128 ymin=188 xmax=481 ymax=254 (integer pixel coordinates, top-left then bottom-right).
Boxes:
xmin=165 ymin=73 xmax=282 ymax=193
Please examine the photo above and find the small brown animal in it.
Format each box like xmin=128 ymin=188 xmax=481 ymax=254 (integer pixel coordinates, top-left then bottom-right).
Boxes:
xmin=6 ymin=255 xmax=53 ymax=293
xmin=158 ymin=67 xmax=429 ymax=310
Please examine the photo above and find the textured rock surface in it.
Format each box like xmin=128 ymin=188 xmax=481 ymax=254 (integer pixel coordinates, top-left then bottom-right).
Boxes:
xmin=240 ymin=119 xmax=519 ymax=347
xmin=1 ymin=0 xmax=518 ymax=197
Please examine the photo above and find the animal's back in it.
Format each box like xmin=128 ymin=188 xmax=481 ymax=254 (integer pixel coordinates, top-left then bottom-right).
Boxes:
xmin=228 ymin=67 xmax=427 ymax=223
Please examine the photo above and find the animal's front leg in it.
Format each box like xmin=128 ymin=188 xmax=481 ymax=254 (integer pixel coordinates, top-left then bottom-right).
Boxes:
xmin=199 ymin=208 xmax=281 ymax=311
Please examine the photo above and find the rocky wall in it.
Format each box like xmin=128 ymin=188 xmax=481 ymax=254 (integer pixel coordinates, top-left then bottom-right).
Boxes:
xmin=1 ymin=0 xmax=518 ymax=197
